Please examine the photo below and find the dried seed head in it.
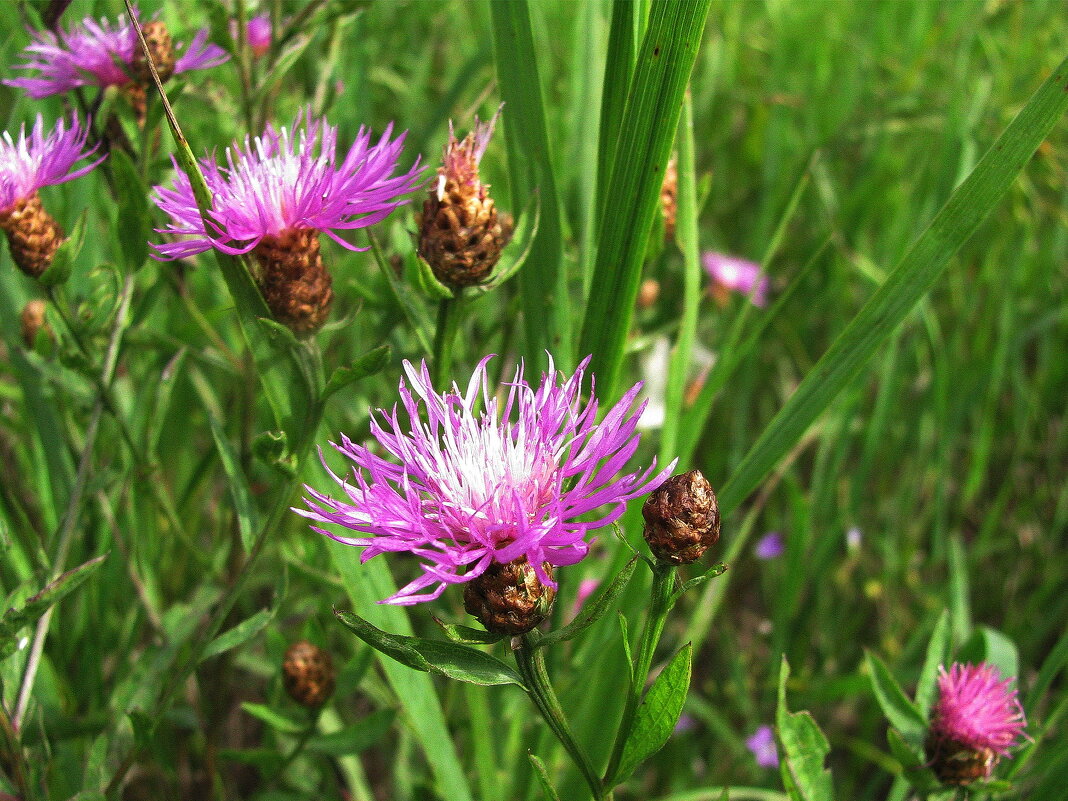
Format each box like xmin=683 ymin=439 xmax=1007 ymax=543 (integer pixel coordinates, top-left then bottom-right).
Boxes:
xmin=0 ymin=193 xmax=64 ymax=279
xmin=131 ymin=21 xmax=176 ymax=85
xmin=661 ymin=156 xmax=678 ymax=239
xmin=463 ymin=557 xmax=556 ymax=635
xmin=252 ymin=228 xmax=333 ymax=334
xmin=418 ymin=108 xmax=509 ymax=287
xmin=282 ymin=641 xmax=336 ymax=708
xmin=20 ymin=299 xmax=48 ymax=348
xmin=642 ymin=470 xmax=720 ymax=564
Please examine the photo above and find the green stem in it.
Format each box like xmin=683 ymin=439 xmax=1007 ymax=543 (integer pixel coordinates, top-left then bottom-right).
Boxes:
xmin=602 ymin=562 xmax=676 ymax=791
xmin=515 ymin=632 xmax=603 ymax=800
xmin=432 ymin=295 xmax=462 ymax=387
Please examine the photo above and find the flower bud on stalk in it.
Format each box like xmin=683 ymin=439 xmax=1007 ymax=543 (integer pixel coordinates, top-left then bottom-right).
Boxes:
xmin=642 ymin=470 xmax=720 ymax=564
xmin=130 ymin=20 xmax=176 ymax=84
xmin=0 ymin=194 xmax=64 ymax=279
xmin=252 ymin=228 xmax=333 ymax=334
xmin=418 ymin=107 xmax=510 ymax=288
xmin=282 ymin=641 xmax=336 ymax=708
xmin=464 ymin=557 xmax=556 ymax=635
xmin=20 ymin=299 xmax=48 ymax=348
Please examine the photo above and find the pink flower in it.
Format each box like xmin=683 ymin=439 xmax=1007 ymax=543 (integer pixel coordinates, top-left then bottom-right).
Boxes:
xmin=0 ymin=115 xmax=102 ymax=215
xmin=754 ymin=531 xmax=784 ymax=560
xmin=702 ymin=251 xmax=769 ymax=307
xmin=231 ymin=14 xmax=273 ymax=59
xmin=746 ymin=725 xmax=779 ymax=768
xmin=150 ymin=109 xmax=423 ymax=260
xmin=930 ymin=663 xmax=1026 ymax=757
xmin=298 ymin=356 xmax=674 ymax=605
xmin=4 ymin=8 xmax=228 ymax=99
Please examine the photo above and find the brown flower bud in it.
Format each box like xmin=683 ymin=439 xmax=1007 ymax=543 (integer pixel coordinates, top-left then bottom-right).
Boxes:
xmin=642 ymin=470 xmax=720 ymax=564
xmin=20 ymin=299 xmax=48 ymax=349
xmin=637 ymin=278 xmax=661 ymax=309
xmin=252 ymin=228 xmax=333 ymax=334
xmin=282 ymin=641 xmax=336 ymax=708
xmin=463 ymin=557 xmax=556 ymax=635
xmin=660 ymin=156 xmax=678 ymax=239
xmin=925 ymin=733 xmax=998 ymax=786
xmin=418 ymin=109 xmax=509 ymax=288
xmin=130 ymin=21 xmax=176 ymax=85
xmin=0 ymin=193 xmax=64 ymax=279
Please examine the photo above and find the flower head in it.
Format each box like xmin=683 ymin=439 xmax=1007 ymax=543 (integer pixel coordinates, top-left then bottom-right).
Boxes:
xmin=702 ymin=251 xmax=769 ymax=307
xmin=299 ymin=355 xmax=674 ymax=605
xmin=754 ymin=531 xmax=785 ymax=560
xmin=151 ymin=109 xmax=422 ymax=259
xmin=746 ymin=725 xmax=779 ymax=768
xmin=4 ymin=8 xmax=228 ymax=99
xmin=245 ymin=15 xmax=273 ymax=58
xmin=927 ymin=663 xmax=1026 ymax=768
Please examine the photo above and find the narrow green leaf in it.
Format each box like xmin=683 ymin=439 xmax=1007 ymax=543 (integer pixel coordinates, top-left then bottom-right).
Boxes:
xmin=916 ymin=611 xmax=951 ymax=715
xmin=529 ymin=753 xmax=563 ymax=801
xmin=957 ymin=626 xmax=1020 ymax=681
xmin=433 ymin=617 xmax=508 ymax=646
xmin=305 ymin=709 xmax=396 ymax=756
xmin=200 ymin=608 xmax=273 ymax=663
xmin=491 ymin=0 xmax=572 ymax=372
xmin=322 ymin=345 xmax=392 ymax=401
xmin=596 ymin=0 xmax=640 ymax=229
xmin=537 ymin=555 xmax=639 ymax=648
xmin=580 ymin=0 xmax=711 ymax=399
xmin=616 ymin=642 xmax=692 ymax=782
xmin=716 ymin=57 xmax=1068 ymax=516
xmin=240 ymin=702 xmax=306 ymax=735
xmin=485 ymin=190 xmax=541 ymax=289
xmin=886 ymin=728 xmax=940 ymax=793
xmin=672 ymin=562 xmax=728 ymax=601
xmin=0 ymin=554 xmax=107 ymax=661
xmin=864 ymin=651 xmax=926 ymax=741
xmin=776 ymin=656 xmax=834 ymax=801
xmin=335 ymin=609 xmax=524 ymax=687
xmin=108 ymin=149 xmax=150 ymax=271
xmin=38 ymin=210 xmax=87 ymax=287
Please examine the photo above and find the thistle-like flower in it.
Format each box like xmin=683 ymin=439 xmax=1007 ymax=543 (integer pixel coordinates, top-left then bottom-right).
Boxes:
xmin=151 ymin=110 xmax=423 ymax=333
xmin=0 ymin=115 xmax=102 ymax=278
xmin=4 ymin=8 xmax=228 ymax=99
xmin=702 ymin=251 xmax=769 ymax=308
xmin=298 ymin=355 xmax=674 ymax=605
xmin=925 ymin=662 xmax=1027 ymax=786
xmin=418 ymin=107 xmax=509 ymax=288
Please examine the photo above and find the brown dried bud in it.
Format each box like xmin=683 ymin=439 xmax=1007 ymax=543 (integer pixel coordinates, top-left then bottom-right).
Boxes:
xmin=252 ymin=228 xmax=333 ymax=334
xmin=0 ymin=193 xmax=64 ymax=279
xmin=925 ymin=733 xmax=998 ymax=786
xmin=637 ymin=278 xmax=661 ymax=309
xmin=660 ymin=156 xmax=678 ymax=239
xmin=20 ymin=299 xmax=48 ymax=349
xmin=463 ymin=558 xmax=556 ymax=635
xmin=418 ymin=109 xmax=509 ymax=288
xmin=642 ymin=470 xmax=720 ymax=564
xmin=130 ymin=21 xmax=176 ymax=85
xmin=282 ymin=641 xmax=336 ymax=708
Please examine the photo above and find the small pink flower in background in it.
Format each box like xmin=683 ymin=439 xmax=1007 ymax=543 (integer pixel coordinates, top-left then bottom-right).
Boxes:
xmin=231 ymin=14 xmax=272 ymax=58
xmin=930 ymin=663 xmax=1026 ymax=756
xmin=4 ymin=8 xmax=228 ymax=99
xmin=746 ymin=725 xmax=779 ymax=768
xmin=568 ymin=577 xmax=601 ymax=621
xmin=150 ymin=109 xmax=422 ymax=259
xmin=846 ymin=526 xmax=862 ymax=551
xmin=754 ymin=531 xmax=784 ymax=560
xmin=298 ymin=356 xmax=674 ymax=605
xmin=702 ymin=251 xmax=769 ymax=307
xmin=0 ymin=115 xmax=102 ymax=215
xmin=673 ymin=713 xmax=697 ymax=735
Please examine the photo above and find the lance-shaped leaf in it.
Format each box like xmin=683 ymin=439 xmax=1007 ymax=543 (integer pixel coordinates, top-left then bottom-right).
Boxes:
xmin=536 ymin=556 xmax=639 ymax=649
xmin=1 ymin=554 xmax=107 ymax=661
xmin=322 ymin=345 xmax=392 ymax=402
xmin=865 ymin=651 xmax=927 ymax=742
xmin=335 ymin=609 xmax=524 ymax=687
xmin=776 ymin=656 xmax=834 ymax=801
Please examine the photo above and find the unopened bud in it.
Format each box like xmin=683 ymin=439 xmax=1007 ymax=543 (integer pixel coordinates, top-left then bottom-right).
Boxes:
xmin=252 ymin=228 xmax=333 ymax=334
xmin=638 ymin=278 xmax=660 ymax=309
xmin=660 ymin=156 xmax=678 ymax=239
xmin=282 ymin=641 xmax=336 ymax=708
xmin=131 ymin=21 xmax=176 ymax=84
xmin=418 ymin=108 xmax=509 ymax=288
xmin=20 ymin=299 xmax=48 ymax=348
xmin=463 ymin=558 xmax=556 ymax=635
xmin=0 ymin=193 xmax=64 ymax=279
xmin=642 ymin=470 xmax=720 ymax=564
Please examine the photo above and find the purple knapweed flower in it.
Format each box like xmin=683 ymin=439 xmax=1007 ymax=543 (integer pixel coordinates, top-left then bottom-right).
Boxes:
xmin=151 ymin=109 xmax=423 ymax=259
xmin=4 ymin=8 xmax=228 ymax=99
xmin=298 ymin=355 xmax=675 ymax=605
xmin=925 ymin=663 xmax=1027 ymax=784
xmin=746 ymin=725 xmax=779 ymax=768
xmin=231 ymin=14 xmax=273 ymax=59
xmin=754 ymin=531 xmax=785 ymax=560
xmin=702 ymin=251 xmax=769 ymax=307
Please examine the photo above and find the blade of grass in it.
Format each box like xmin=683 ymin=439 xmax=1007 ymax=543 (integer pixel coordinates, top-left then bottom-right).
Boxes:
xmin=716 ymin=56 xmax=1068 ymax=516
xmin=490 ymin=0 xmax=572 ymax=373
xmin=580 ymin=0 xmax=712 ymax=401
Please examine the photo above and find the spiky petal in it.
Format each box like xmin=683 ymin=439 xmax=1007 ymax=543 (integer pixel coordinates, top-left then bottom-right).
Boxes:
xmin=298 ymin=355 xmax=676 ymax=605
